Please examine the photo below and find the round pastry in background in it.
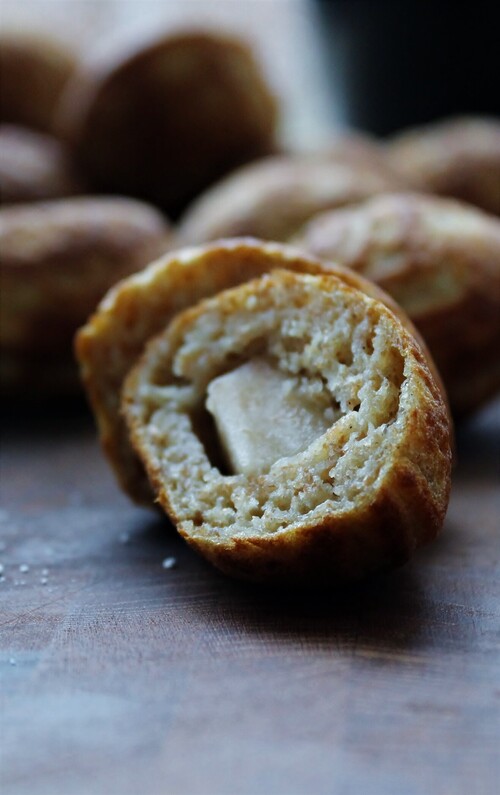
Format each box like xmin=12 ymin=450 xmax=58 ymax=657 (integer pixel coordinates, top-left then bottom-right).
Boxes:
xmin=178 ymin=154 xmax=406 ymax=245
xmin=0 ymin=31 xmax=76 ymax=133
xmin=323 ymin=130 xmax=405 ymax=176
xmin=0 ymin=125 xmax=84 ymax=205
xmin=386 ymin=117 xmax=500 ymax=216
xmin=75 ymin=238 xmax=445 ymax=506
xmin=0 ymin=197 xmax=172 ymax=395
xmin=56 ymin=29 xmax=278 ymax=216
xmin=122 ymin=268 xmax=451 ymax=585
xmin=296 ymin=192 xmax=500 ymax=416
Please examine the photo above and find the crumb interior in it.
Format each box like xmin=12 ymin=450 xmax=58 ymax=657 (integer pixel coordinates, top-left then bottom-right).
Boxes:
xmin=129 ymin=273 xmax=408 ymax=539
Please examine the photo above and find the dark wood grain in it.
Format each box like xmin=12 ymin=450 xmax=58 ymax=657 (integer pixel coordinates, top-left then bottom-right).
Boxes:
xmin=1 ymin=396 xmax=499 ymax=795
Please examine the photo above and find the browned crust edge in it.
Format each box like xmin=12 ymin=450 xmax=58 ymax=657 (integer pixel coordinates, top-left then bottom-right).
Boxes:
xmin=76 ymin=238 xmax=449 ymax=504
xmin=122 ymin=269 xmax=451 ymax=585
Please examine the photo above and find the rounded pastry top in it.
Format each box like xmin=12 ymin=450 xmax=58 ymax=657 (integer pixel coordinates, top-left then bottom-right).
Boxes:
xmin=56 ymin=28 xmax=278 ymax=215
xmin=386 ymin=117 xmax=500 ymax=216
xmin=0 ymin=31 xmax=77 ymax=133
xmin=0 ymin=196 xmax=172 ymax=359
xmin=0 ymin=124 xmax=84 ymax=205
xmin=179 ymin=154 xmax=406 ymax=245
xmin=323 ymin=131 xmax=407 ymax=178
xmin=0 ymin=196 xmax=171 ymax=271
xmin=296 ymin=192 xmax=500 ymax=415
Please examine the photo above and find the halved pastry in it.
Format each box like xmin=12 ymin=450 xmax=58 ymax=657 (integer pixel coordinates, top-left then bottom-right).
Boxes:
xmin=296 ymin=193 xmax=500 ymax=415
xmin=122 ymin=269 xmax=451 ymax=585
xmin=76 ymin=239 xmax=443 ymax=504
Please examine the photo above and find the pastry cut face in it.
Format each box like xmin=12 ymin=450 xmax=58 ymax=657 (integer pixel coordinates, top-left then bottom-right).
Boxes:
xmin=122 ymin=270 xmax=451 ymax=585
xmin=386 ymin=117 xmax=500 ymax=216
xmin=76 ymin=239 xmax=439 ymax=504
xmin=296 ymin=193 xmax=500 ymax=416
xmin=57 ymin=30 xmax=278 ymax=215
xmin=0 ymin=125 xmax=84 ymax=205
xmin=179 ymin=154 xmax=406 ymax=244
xmin=0 ymin=197 xmax=171 ymax=394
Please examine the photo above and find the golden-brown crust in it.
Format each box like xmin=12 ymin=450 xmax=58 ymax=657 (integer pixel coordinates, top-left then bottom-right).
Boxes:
xmin=296 ymin=192 xmax=500 ymax=416
xmin=122 ymin=270 xmax=451 ymax=585
xmin=0 ymin=32 xmax=76 ymax=133
xmin=178 ymin=154 xmax=406 ymax=244
xmin=56 ymin=29 xmax=278 ymax=215
xmin=0 ymin=197 xmax=172 ymax=391
xmin=184 ymin=465 xmax=443 ymax=585
xmin=0 ymin=124 xmax=84 ymax=205
xmin=151 ymin=411 xmax=449 ymax=585
xmin=76 ymin=238 xmax=447 ymax=505
xmin=386 ymin=117 xmax=500 ymax=216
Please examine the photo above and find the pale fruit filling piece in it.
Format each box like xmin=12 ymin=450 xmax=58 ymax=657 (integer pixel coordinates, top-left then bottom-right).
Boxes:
xmin=133 ymin=276 xmax=407 ymax=539
xmin=205 ymin=357 xmax=336 ymax=476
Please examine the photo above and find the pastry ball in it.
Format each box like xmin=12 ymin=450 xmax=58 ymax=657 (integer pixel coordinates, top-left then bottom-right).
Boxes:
xmin=296 ymin=193 xmax=500 ymax=416
xmin=324 ymin=131 xmax=405 ymax=176
xmin=178 ymin=154 xmax=405 ymax=245
xmin=0 ymin=32 xmax=76 ymax=133
xmin=122 ymin=269 xmax=451 ymax=585
xmin=0 ymin=125 xmax=84 ymax=205
xmin=0 ymin=197 xmax=172 ymax=394
xmin=56 ymin=30 xmax=278 ymax=216
xmin=76 ymin=238 xmax=444 ymax=505
xmin=386 ymin=117 xmax=500 ymax=216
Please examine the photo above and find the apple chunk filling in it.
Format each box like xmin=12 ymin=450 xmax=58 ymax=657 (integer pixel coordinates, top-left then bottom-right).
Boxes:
xmin=205 ymin=357 xmax=335 ymax=475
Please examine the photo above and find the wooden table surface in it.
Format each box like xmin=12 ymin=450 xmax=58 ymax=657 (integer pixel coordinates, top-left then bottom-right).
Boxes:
xmin=1 ymin=395 xmax=499 ymax=795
